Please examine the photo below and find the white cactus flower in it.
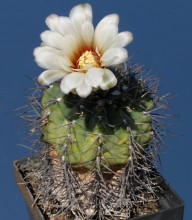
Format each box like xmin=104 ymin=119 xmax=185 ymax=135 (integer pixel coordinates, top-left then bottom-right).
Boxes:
xmin=34 ymin=3 xmax=133 ymax=98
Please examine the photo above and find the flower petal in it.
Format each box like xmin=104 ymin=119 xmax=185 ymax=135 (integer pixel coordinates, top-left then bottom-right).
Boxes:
xmin=85 ymin=68 xmax=104 ymax=88
xmin=40 ymin=30 xmax=78 ymax=59
xmin=33 ymin=46 xmax=73 ymax=72
xmin=57 ymin=16 xmax=77 ymax=36
xmin=45 ymin=14 xmax=80 ymax=44
xmin=69 ymin=3 xmax=92 ymax=26
xmin=100 ymin=69 xmax=117 ymax=90
xmin=81 ymin=21 xmax=94 ymax=48
xmin=93 ymin=14 xmax=119 ymax=52
xmin=60 ymin=72 xmax=84 ymax=94
xmin=58 ymin=17 xmax=83 ymax=50
xmin=95 ymin=14 xmax=119 ymax=29
xmin=110 ymin=31 xmax=133 ymax=48
xmin=34 ymin=45 xmax=56 ymax=54
xmin=34 ymin=47 xmax=61 ymax=69
xmin=69 ymin=4 xmax=93 ymax=49
xmin=94 ymin=24 xmax=118 ymax=53
xmin=76 ymin=80 xmax=92 ymax=98
xmin=38 ymin=70 xmax=68 ymax=85
xmin=101 ymin=47 xmax=128 ymax=66
xmin=45 ymin=14 xmax=60 ymax=32
xmin=40 ymin=30 xmax=67 ymax=50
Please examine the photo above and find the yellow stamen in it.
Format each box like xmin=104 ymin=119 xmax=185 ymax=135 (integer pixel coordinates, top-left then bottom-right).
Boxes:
xmin=77 ymin=51 xmax=100 ymax=69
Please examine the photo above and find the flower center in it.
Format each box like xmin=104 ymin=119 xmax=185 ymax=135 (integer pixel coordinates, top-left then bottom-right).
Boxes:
xmin=77 ymin=51 xmax=100 ymax=69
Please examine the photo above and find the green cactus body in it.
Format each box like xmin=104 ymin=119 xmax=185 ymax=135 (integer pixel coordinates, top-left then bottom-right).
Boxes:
xmin=41 ymin=79 xmax=155 ymax=169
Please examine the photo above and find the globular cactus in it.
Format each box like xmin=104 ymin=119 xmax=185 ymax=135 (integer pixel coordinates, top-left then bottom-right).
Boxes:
xmin=19 ymin=65 xmax=166 ymax=220
xmin=41 ymin=69 xmax=155 ymax=169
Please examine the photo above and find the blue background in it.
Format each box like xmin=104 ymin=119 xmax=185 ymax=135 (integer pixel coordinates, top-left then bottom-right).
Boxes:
xmin=0 ymin=0 xmax=191 ymax=219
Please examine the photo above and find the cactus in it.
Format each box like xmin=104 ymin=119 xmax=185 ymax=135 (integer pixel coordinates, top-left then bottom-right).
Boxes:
xmin=17 ymin=3 xmax=170 ymax=219
xmin=18 ymin=64 xmax=168 ymax=219
xmin=41 ymin=69 xmax=155 ymax=169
